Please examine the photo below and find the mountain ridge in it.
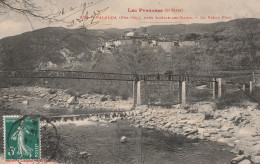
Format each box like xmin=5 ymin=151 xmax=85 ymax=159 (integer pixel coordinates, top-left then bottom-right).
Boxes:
xmin=0 ymin=18 xmax=259 ymax=70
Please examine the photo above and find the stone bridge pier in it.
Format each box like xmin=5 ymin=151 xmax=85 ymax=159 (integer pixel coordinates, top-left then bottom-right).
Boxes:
xmin=132 ymin=77 xmax=255 ymax=107
xmin=212 ymin=78 xmax=255 ymax=99
xmin=133 ymin=80 xmax=188 ymax=106
xmin=212 ymin=78 xmax=224 ymax=99
xmin=241 ymin=81 xmax=254 ymax=94
xmin=133 ymin=80 xmax=148 ymax=106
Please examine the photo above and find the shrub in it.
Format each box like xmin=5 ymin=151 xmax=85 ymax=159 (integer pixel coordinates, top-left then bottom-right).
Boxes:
xmin=215 ymin=91 xmax=248 ymax=110
xmin=119 ymin=88 xmax=131 ymax=100
xmin=48 ymin=89 xmax=57 ymax=94
xmin=160 ymin=93 xmax=174 ymax=104
xmin=204 ymin=113 xmax=214 ymax=120
xmin=121 ymin=92 xmax=129 ymax=100
xmin=107 ymin=88 xmax=118 ymax=97
xmin=65 ymin=89 xmax=81 ymax=97
xmin=148 ymin=94 xmax=157 ymax=103
xmin=187 ymin=106 xmax=199 ymax=113
xmin=101 ymin=96 xmax=108 ymax=101
xmin=110 ymin=95 xmax=117 ymax=101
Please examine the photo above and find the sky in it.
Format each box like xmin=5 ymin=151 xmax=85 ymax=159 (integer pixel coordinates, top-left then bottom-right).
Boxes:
xmin=0 ymin=0 xmax=259 ymax=39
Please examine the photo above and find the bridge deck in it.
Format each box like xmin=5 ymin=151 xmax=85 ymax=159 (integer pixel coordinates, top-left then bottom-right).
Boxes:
xmin=0 ymin=69 xmax=252 ymax=83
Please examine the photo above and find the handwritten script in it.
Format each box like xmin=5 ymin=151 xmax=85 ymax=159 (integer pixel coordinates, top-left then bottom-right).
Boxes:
xmin=48 ymin=0 xmax=109 ymax=29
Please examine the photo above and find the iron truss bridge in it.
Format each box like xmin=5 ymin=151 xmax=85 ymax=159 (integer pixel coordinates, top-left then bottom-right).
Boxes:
xmin=0 ymin=69 xmax=223 ymax=82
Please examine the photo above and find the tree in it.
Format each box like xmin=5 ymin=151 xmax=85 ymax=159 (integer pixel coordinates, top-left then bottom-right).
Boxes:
xmin=184 ymin=33 xmax=200 ymax=41
xmin=112 ymin=44 xmax=166 ymax=75
xmin=234 ymin=19 xmax=260 ymax=83
xmin=0 ymin=0 xmax=58 ymax=26
xmin=168 ymin=44 xmax=217 ymax=76
xmin=91 ymin=51 xmax=119 ymax=73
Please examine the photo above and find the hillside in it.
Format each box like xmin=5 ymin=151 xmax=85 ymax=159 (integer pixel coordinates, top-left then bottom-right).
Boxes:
xmin=0 ymin=18 xmax=259 ymax=71
xmin=101 ymin=19 xmax=256 ymax=35
xmin=0 ymin=27 xmax=119 ymax=70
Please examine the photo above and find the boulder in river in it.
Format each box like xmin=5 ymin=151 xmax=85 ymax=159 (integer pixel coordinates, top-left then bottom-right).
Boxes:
xmin=220 ymin=131 xmax=233 ymax=138
xmin=43 ymin=104 xmax=51 ymax=110
xmin=3 ymin=96 xmax=9 ymax=99
xmin=164 ymin=122 xmax=172 ymax=128
xmin=22 ymin=100 xmax=29 ymax=105
xmin=203 ymin=133 xmax=211 ymax=137
xmin=120 ymin=136 xmax=128 ymax=143
xmin=89 ymin=116 xmax=99 ymax=122
xmin=67 ymin=96 xmax=76 ymax=104
xmin=79 ymin=151 xmax=91 ymax=158
xmin=252 ymin=156 xmax=260 ymax=164
xmin=238 ymin=159 xmax=251 ymax=164
xmin=252 ymin=144 xmax=260 ymax=156
xmin=231 ymin=155 xmax=246 ymax=164
xmin=110 ymin=117 xmax=119 ymax=123
xmin=239 ymin=127 xmax=257 ymax=137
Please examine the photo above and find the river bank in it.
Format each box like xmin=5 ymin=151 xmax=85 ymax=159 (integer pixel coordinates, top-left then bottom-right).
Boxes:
xmin=129 ymin=102 xmax=260 ymax=164
xmin=1 ymin=118 xmax=236 ymax=164
xmin=0 ymin=86 xmax=133 ymax=115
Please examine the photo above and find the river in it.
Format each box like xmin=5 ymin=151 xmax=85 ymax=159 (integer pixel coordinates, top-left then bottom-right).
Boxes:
xmin=47 ymin=118 xmax=236 ymax=164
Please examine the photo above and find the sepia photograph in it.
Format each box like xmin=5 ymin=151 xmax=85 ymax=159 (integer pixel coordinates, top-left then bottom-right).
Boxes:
xmin=0 ymin=0 xmax=260 ymax=163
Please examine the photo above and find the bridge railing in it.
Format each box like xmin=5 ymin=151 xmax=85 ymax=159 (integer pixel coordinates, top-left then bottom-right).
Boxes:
xmin=0 ymin=69 xmax=252 ymax=84
xmin=138 ymin=74 xmax=216 ymax=82
xmin=0 ymin=70 xmax=135 ymax=81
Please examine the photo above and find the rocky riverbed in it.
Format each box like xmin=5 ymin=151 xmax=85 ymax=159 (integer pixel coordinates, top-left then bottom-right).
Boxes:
xmin=0 ymin=86 xmax=133 ymax=113
xmin=1 ymin=86 xmax=260 ymax=164
xmin=129 ymin=102 xmax=260 ymax=164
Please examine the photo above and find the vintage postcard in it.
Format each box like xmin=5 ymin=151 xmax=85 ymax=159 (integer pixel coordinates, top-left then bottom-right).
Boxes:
xmin=0 ymin=0 xmax=259 ymax=163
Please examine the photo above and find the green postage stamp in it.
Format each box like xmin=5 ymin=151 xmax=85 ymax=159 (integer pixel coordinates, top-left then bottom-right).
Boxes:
xmin=4 ymin=116 xmax=40 ymax=160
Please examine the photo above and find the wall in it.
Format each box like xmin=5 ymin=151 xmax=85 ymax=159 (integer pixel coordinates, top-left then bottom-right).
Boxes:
xmin=157 ymin=41 xmax=175 ymax=52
